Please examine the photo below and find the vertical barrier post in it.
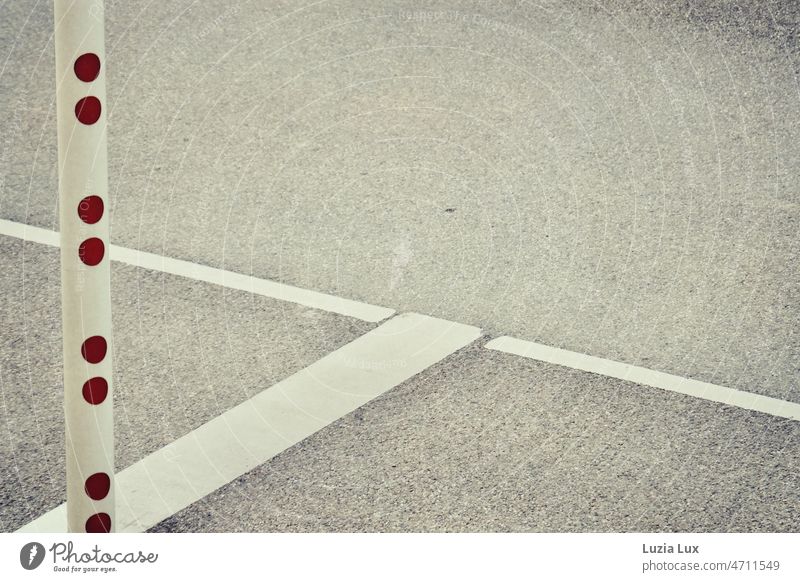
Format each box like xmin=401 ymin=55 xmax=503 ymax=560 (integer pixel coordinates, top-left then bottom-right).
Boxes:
xmin=53 ymin=0 xmax=114 ymax=533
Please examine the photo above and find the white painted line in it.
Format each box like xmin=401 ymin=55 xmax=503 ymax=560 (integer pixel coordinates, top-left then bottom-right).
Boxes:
xmin=486 ymin=336 xmax=800 ymax=422
xmin=0 ymin=218 xmax=394 ymax=323
xmin=0 ymin=218 xmax=60 ymax=247
xmin=18 ymin=312 xmax=481 ymax=533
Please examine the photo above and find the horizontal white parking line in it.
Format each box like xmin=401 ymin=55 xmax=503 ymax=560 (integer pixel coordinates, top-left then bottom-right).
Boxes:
xmin=486 ymin=336 xmax=800 ymax=421
xmin=0 ymin=218 xmax=394 ymax=323
xmin=0 ymin=217 xmax=60 ymax=247
xmin=18 ymin=313 xmax=481 ymax=533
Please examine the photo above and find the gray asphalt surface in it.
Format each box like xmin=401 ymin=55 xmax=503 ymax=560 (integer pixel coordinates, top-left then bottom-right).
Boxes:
xmin=1 ymin=0 xmax=799 ymax=534
xmin=1 ymin=0 xmax=798 ymax=401
xmin=151 ymin=343 xmax=800 ymax=533
xmin=0 ymin=235 xmax=373 ymax=531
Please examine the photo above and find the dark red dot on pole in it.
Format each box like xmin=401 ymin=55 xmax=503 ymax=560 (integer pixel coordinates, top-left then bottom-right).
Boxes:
xmin=79 ymin=237 xmax=104 ymax=266
xmin=75 ymin=96 xmax=101 ymax=125
xmin=77 ymin=195 xmax=104 ymax=224
xmin=85 ymin=473 xmax=111 ymax=500
xmin=73 ymin=53 xmax=101 ymax=82
xmin=81 ymin=336 xmax=107 ymax=364
xmin=85 ymin=513 xmax=111 ymax=533
xmin=82 ymin=377 xmax=108 ymax=404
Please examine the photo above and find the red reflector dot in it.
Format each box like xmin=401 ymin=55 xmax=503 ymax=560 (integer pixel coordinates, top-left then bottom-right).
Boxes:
xmin=78 ymin=237 xmax=104 ymax=266
xmin=78 ymin=195 xmax=104 ymax=224
xmin=85 ymin=513 xmax=111 ymax=533
xmin=82 ymin=377 xmax=108 ymax=404
xmin=85 ymin=473 xmax=111 ymax=500
xmin=75 ymin=96 xmax=101 ymax=125
xmin=74 ymin=53 xmax=101 ymax=82
xmin=81 ymin=336 xmax=107 ymax=364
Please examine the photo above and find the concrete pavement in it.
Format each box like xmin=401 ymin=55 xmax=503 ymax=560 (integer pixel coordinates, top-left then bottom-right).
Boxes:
xmin=151 ymin=343 xmax=800 ymax=532
xmin=1 ymin=0 xmax=798 ymax=533
xmin=0 ymin=234 xmax=374 ymax=531
xmin=1 ymin=0 xmax=797 ymax=401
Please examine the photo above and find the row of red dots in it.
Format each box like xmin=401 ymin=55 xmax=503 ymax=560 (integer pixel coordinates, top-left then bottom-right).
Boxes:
xmin=73 ymin=51 xmax=111 ymax=534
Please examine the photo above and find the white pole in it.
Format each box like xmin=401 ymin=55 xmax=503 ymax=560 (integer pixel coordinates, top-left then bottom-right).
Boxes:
xmin=53 ymin=0 xmax=114 ymax=533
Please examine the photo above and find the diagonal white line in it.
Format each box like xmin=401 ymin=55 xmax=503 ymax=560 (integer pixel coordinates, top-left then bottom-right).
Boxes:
xmin=0 ymin=218 xmax=394 ymax=323
xmin=3 ymin=216 xmax=797 ymax=423
xmin=486 ymin=336 xmax=800 ymax=422
xmin=17 ymin=312 xmax=482 ymax=533
xmin=4 ymin=214 xmax=799 ymax=531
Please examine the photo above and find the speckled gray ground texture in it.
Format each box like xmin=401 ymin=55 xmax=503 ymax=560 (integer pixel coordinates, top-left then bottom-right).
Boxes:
xmin=0 ymin=236 xmax=373 ymax=531
xmin=1 ymin=0 xmax=798 ymax=402
xmin=151 ymin=343 xmax=800 ymax=533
